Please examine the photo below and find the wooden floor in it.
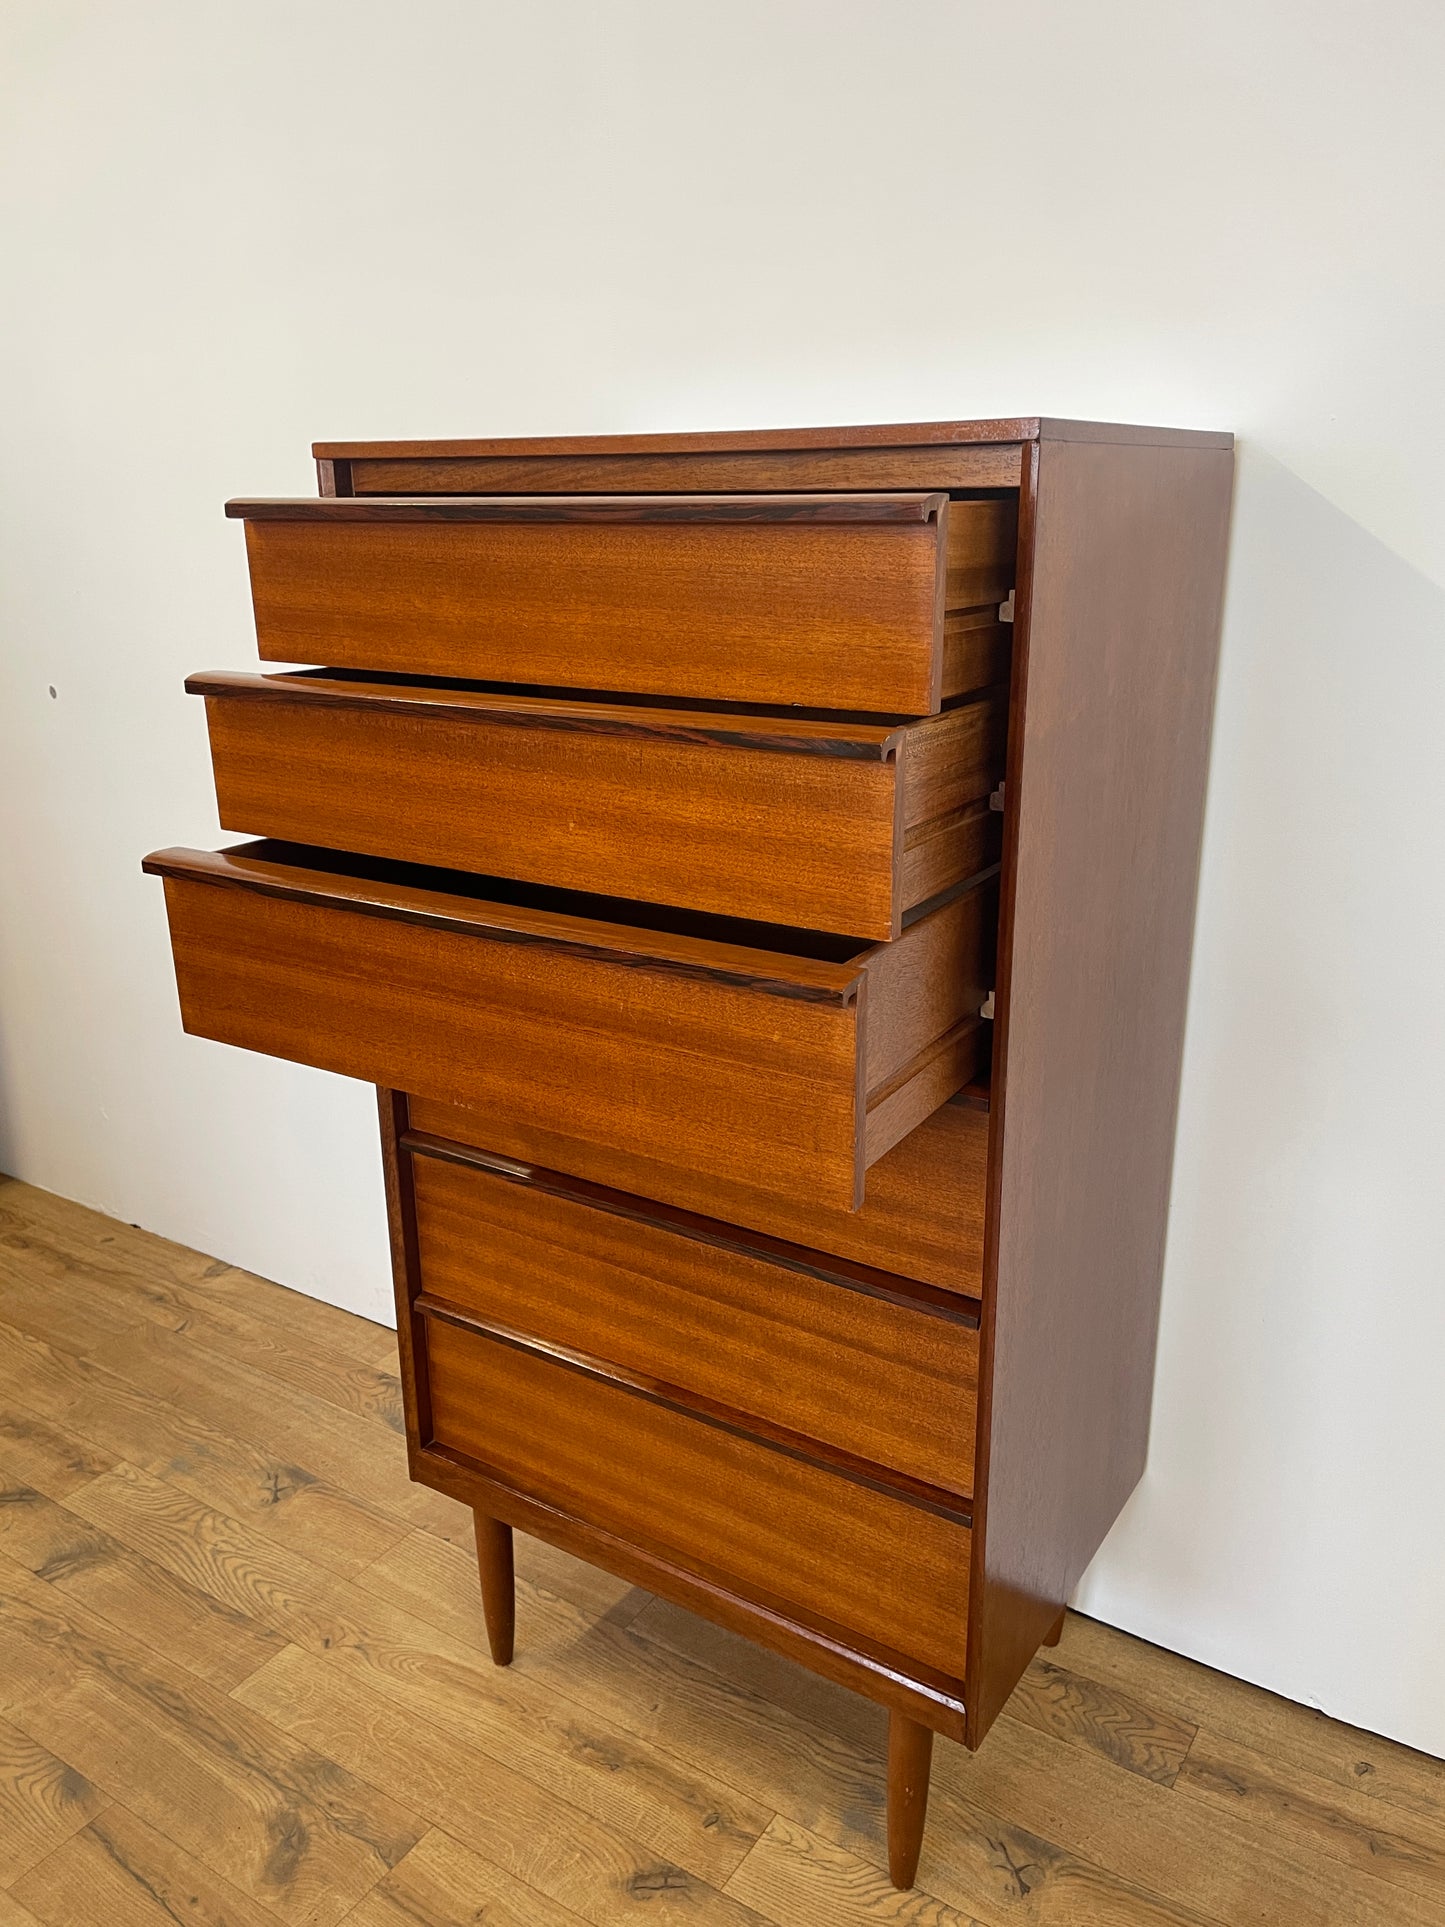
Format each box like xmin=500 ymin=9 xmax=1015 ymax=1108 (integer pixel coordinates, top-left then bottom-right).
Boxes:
xmin=0 ymin=1179 xmax=1442 ymax=1927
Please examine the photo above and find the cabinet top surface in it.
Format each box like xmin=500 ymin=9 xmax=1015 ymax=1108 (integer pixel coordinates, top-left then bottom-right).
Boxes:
xmin=313 ymin=418 xmax=1234 ymax=461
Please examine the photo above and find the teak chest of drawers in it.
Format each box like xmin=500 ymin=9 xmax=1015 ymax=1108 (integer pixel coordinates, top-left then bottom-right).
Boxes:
xmin=146 ymin=416 xmax=1233 ymax=1888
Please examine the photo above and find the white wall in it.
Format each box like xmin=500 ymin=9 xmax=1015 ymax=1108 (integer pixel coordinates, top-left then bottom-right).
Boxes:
xmin=2 ymin=1 xmax=1442 ymax=1756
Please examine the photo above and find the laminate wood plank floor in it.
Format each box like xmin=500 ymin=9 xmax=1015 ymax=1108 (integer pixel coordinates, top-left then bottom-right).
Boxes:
xmin=1 ymin=1172 xmax=1441 ymax=1926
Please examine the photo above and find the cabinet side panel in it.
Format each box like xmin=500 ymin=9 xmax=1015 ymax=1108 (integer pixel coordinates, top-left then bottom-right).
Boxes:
xmin=968 ymin=436 xmax=1234 ymax=1742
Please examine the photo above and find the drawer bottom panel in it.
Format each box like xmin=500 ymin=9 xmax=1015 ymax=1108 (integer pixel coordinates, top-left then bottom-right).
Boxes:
xmin=422 ymin=1315 xmax=971 ymax=1679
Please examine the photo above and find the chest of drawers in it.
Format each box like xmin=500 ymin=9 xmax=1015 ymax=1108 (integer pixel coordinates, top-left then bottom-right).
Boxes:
xmin=146 ymin=416 xmax=1233 ymax=1887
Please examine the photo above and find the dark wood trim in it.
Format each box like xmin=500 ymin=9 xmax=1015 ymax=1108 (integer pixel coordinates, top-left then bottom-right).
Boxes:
xmin=184 ymin=670 xmax=910 ymax=763
xmin=225 ymin=490 xmax=947 ymax=525
xmin=416 ymin=1294 xmax=974 ymax=1523
xmin=376 ymin=1089 xmax=432 ymax=1469
xmin=400 ymin=1127 xmax=982 ymax=1324
xmin=141 ymin=843 xmax=867 ymax=1006
xmin=312 ymin=418 xmax=1231 ymax=460
xmin=410 ymin=1438 xmax=970 ymax=1740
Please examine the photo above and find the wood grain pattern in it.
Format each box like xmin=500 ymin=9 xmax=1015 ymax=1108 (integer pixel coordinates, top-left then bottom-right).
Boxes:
xmin=227 ymin=491 xmax=951 ymax=524
xmin=1058 ymin=1609 xmax=1445 ymax=1831
xmin=313 ymin=417 xmax=1233 ymax=458
xmin=230 ymin=493 xmax=1014 ymax=713
xmin=346 ymin=445 xmax=1026 ymax=494
xmin=418 ymin=1290 xmax=968 ymax=1520
xmin=641 ymin=1600 xmax=1445 ymax=1927
xmin=145 ymin=843 xmax=993 ymax=1208
xmin=233 ymin=1646 xmax=761 ymax=1927
xmin=0 ymin=1310 xmax=408 ymax=1587
xmin=85 ymin=1315 xmax=447 ymax=1543
xmin=400 ymin=1133 xmax=979 ymax=1325
xmin=68 ymin=1462 xmax=760 ymax=1889
xmin=404 ymin=1090 xmax=991 ymax=1298
xmin=474 ymin=1513 xmax=516 ymax=1667
xmin=343 ymin=1826 xmax=589 ymax=1927
xmin=0 ymin=1179 xmax=399 ymax=1430
xmin=380 ymin=1389 xmax=973 ymax=1739
xmin=421 ymin=1315 xmax=972 ymax=1680
xmin=408 ymin=1146 xmax=979 ymax=1496
xmin=191 ymin=672 xmax=1006 ymax=938
xmin=967 ymin=434 xmax=1235 ymax=1746
xmin=0 ymin=1173 xmax=394 ymax=1374
xmin=0 ymin=1557 xmax=423 ymax=1925
xmin=941 ymin=609 xmax=1013 ymax=704
xmin=0 ymin=1712 xmax=107 ymax=1888
xmin=2 ymin=1177 xmax=1440 ymax=1927
xmin=10 ymin=1803 xmax=282 ymax=1927
xmin=1006 ymin=1654 xmax=1197 ymax=1786
xmin=0 ymin=1469 xmax=286 ymax=1693
xmin=886 ymin=1713 xmax=934 ymax=1890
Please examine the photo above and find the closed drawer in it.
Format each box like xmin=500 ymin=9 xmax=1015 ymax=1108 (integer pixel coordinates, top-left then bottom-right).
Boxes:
xmin=189 ymin=673 xmax=1006 ymax=941
xmin=407 ymin=1089 xmax=991 ymax=1298
xmin=421 ymin=1313 xmax=971 ymax=1676
xmin=225 ymin=493 xmax=1017 ymax=715
xmin=143 ymin=841 xmax=997 ymax=1209
xmin=408 ymin=1140 xmax=979 ymax=1496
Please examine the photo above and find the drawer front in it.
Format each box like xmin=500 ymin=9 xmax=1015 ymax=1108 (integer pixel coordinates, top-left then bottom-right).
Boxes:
xmin=191 ymin=673 xmax=1007 ymax=941
xmin=409 ymin=1145 xmax=979 ymax=1496
xmin=422 ymin=1314 xmax=971 ymax=1677
xmin=227 ymin=493 xmax=1016 ymax=714
xmin=144 ymin=842 xmax=994 ymax=1209
xmin=407 ymin=1091 xmax=991 ymax=1299
xmin=338 ymin=443 xmax=1027 ymax=497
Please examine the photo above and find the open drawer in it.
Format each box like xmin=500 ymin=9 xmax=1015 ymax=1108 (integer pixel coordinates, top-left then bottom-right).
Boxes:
xmin=225 ymin=492 xmax=1017 ymax=715
xmin=188 ymin=671 xmax=1007 ymax=940
xmin=143 ymin=842 xmax=997 ymax=1210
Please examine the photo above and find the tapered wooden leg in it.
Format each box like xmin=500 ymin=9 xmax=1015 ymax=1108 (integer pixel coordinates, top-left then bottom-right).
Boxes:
xmin=1042 ymin=1608 xmax=1066 ymax=1648
xmin=474 ymin=1513 xmax=515 ymax=1666
xmin=887 ymin=1709 xmax=934 ymax=1890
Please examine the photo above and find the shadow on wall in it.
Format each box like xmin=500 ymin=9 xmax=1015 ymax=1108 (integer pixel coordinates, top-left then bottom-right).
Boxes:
xmin=1073 ymin=444 xmax=1445 ymax=1757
